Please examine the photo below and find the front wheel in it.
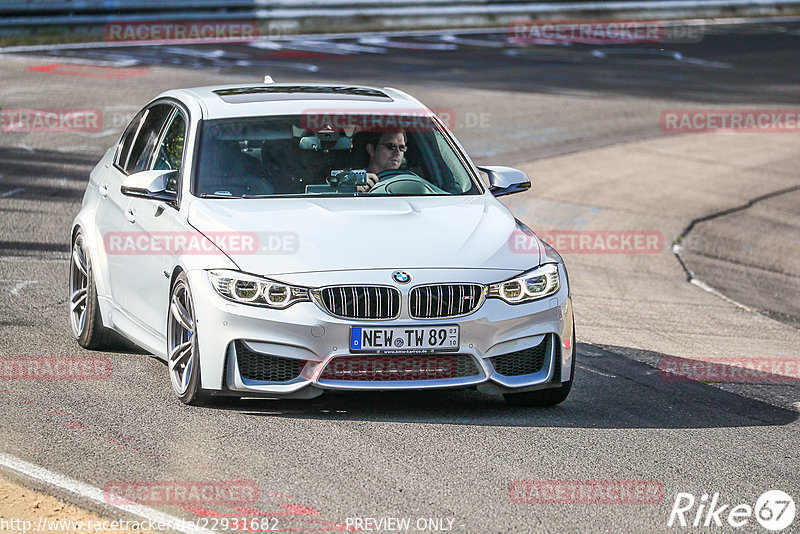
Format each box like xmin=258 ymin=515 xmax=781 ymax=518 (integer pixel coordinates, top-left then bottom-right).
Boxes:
xmin=167 ymin=272 xmax=207 ymax=405
xmin=70 ymin=229 xmax=114 ymax=349
xmin=503 ymin=333 xmax=576 ymax=407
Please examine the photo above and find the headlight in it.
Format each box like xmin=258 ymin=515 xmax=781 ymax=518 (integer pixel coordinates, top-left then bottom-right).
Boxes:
xmin=488 ymin=264 xmax=560 ymax=304
xmin=208 ymin=270 xmax=310 ymax=309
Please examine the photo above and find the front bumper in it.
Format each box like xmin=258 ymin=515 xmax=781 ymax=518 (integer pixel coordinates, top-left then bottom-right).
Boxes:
xmin=187 ymin=269 xmax=574 ymax=397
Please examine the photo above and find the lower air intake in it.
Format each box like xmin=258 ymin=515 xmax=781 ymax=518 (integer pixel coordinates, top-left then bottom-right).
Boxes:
xmin=489 ymin=337 xmax=549 ymax=376
xmin=320 ymin=354 xmax=481 ymax=381
xmin=235 ymin=340 xmax=306 ymax=382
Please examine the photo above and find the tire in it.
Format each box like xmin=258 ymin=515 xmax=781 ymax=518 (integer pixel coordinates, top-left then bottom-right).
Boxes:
xmin=166 ymin=272 xmax=208 ymax=405
xmin=70 ymin=229 xmax=115 ymax=350
xmin=503 ymin=332 xmax=576 ymax=407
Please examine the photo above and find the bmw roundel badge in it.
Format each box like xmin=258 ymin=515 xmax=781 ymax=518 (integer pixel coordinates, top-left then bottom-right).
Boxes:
xmin=392 ymin=270 xmax=411 ymax=284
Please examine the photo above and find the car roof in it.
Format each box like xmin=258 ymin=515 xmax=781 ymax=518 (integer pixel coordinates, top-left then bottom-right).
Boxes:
xmin=160 ymin=83 xmax=429 ymax=120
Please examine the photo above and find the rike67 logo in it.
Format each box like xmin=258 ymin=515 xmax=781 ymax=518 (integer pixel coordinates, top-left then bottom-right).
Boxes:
xmin=668 ymin=490 xmax=795 ymax=531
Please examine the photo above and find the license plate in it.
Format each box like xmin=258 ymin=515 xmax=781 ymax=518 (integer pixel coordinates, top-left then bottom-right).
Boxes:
xmin=350 ymin=325 xmax=459 ymax=353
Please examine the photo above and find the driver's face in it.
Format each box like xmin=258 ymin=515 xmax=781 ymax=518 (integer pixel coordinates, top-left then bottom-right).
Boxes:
xmin=368 ymin=132 xmax=405 ymax=173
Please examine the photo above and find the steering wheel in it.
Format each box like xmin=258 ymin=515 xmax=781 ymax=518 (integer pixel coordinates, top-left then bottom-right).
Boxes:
xmin=367 ymin=170 xmax=446 ymax=195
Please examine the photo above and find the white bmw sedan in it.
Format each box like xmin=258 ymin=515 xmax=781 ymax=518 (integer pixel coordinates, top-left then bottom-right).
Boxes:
xmin=70 ymin=82 xmax=576 ymax=406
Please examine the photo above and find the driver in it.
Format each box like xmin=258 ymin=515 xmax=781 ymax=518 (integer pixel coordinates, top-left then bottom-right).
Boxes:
xmin=357 ymin=129 xmax=407 ymax=193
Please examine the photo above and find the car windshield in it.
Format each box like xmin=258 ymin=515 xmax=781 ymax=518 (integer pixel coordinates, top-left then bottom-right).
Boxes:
xmin=193 ymin=114 xmax=482 ymax=197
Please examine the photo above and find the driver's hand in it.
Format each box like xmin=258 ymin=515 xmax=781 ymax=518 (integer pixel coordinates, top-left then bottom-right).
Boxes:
xmin=357 ymin=172 xmax=379 ymax=193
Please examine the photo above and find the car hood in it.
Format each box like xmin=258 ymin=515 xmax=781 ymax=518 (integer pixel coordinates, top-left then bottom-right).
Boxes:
xmin=185 ymin=195 xmax=541 ymax=276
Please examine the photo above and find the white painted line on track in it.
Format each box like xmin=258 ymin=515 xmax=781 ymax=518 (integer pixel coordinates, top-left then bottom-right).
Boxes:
xmin=3 ymin=280 xmax=37 ymax=296
xmin=252 ymin=39 xmax=349 ymax=55
xmin=288 ymin=39 xmax=387 ymax=54
xmin=56 ymin=145 xmax=105 ymax=153
xmin=0 ymin=188 xmax=25 ymax=198
xmin=161 ymin=47 xmax=226 ymax=59
xmin=30 ymin=56 xmax=140 ymax=68
xmin=590 ymin=48 xmax=733 ymax=68
xmin=358 ymin=36 xmax=458 ymax=50
xmin=577 ymin=364 xmax=618 ymax=378
xmin=70 ymin=129 xmax=122 ymax=139
xmin=438 ymin=34 xmax=508 ymax=48
xmin=42 ymin=177 xmax=71 ymax=187
xmin=689 ymin=278 xmax=759 ymax=312
xmin=252 ymin=38 xmax=386 ymax=54
xmin=0 ymin=453 xmax=215 ymax=534
xmin=674 ymin=55 xmax=734 ymax=68
xmin=249 ymin=41 xmax=282 ymax=50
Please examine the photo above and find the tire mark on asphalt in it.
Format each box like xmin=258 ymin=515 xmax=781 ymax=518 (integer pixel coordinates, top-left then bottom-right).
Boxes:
xmin=0 ymin=241 xmax=69 ymax=253
xmin=675 ymin=183 xmax=800 ymax=249
xmin=588 ymin=343 xmax=799 ymax=425
xmin=672 ymin=183 xmax=800 ymax=326
xmin=681 ymin=248 xmax=800 ymax=279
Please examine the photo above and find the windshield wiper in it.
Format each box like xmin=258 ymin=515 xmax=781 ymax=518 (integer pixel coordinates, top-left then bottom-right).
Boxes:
xmin=199 ymin=193 xmax=238 ymax=199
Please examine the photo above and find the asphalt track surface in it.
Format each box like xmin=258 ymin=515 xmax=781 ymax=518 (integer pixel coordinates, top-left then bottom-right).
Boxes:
xmin=0 ymin=20 xmax=799 ymax=533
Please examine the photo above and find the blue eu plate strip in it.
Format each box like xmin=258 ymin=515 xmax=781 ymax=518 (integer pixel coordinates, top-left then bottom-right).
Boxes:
xmin=350 ymin=327 xmax=362 ymax=350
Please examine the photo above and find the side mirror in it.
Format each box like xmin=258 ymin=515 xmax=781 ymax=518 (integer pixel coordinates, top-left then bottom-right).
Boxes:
xmin=121 ymin=170 xmax=178 ymax=202
xmin=478 ymin=166 xmax=531 ymax=197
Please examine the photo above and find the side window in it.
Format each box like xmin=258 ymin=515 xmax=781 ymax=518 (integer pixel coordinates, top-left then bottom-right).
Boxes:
xmin=124 ymin=104 xmax=173 ymax=175
xmin=153 ymin=111 xmax=187 ymax=193
xmin=115 ymin=109 xmax=146 ymax=171
xmin=433 ymin=132 xmax=469 ymax=193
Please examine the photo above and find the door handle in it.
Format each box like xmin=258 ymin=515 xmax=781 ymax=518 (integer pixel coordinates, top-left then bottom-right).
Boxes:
xmin=126 ymin=208 xmax=135 ymax=224
xmin=99 ymin=184 xmax=108 ymax=198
